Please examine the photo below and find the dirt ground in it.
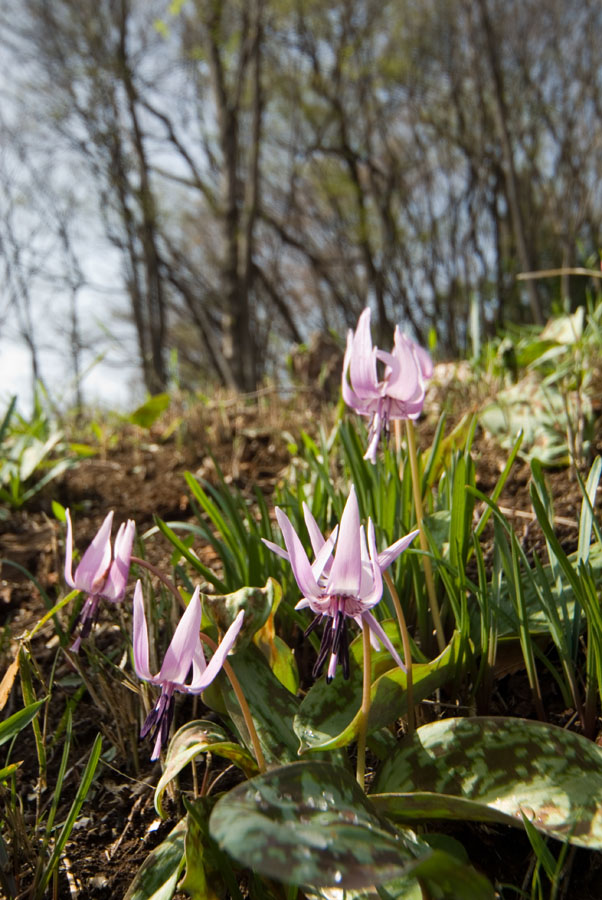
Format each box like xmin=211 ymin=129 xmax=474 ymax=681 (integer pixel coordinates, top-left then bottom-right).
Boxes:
xmin=1 ymin=386 xmax=601 ymax=898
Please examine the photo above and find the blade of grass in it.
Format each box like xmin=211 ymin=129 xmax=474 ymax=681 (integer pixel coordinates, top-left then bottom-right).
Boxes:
xmin=35 ymin=733 xmax=102 ymax=899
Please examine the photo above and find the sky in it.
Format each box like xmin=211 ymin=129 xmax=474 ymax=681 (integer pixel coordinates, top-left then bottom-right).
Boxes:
xmin=0 ymin=297 xmax=143 ymax=418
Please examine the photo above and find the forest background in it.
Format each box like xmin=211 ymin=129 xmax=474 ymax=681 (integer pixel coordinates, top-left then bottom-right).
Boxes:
xmin=1 ymin=0 xmax=601 ymax=409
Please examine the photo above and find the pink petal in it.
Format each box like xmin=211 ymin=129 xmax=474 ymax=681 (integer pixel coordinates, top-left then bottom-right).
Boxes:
xmin=103 ymin=519 xmax=135 ymax=601
xmin=361 ymin=611 xmax=406 ymax=671
xmin=159 ymin=587 xmax=204 ymax=684
xmin=412 ymin=340 xmax=433 ymax=380
xmin=378 ymin=338 xmax=420 ymax=402
xmin=189 ymin=609 xmax=245 ymax=693
xmin=348 ymin=309 xmax=380 ymax=401
xmin=275 ymin=508 xmax=321 ymax=599
xmin=64 ymin=509 xmax=76 ymax=589
xmin=74 ymin=511 xmax=114 ymax=594
xmin=311 ymin=529 xmax=337 ymax=582
xmin=302 ymin=503 xmax=328 ymax=556
xmin=326 ymin=487 xmax=361 ymax=595
xmin=377 ymin=529 xmax=419 ymax=571
xmin=359 ymin=519 xmax=383 ymax=607
xmin=363 ymin=409 xmax=382 ymax=464
xmin=295 ymin=598 xmax=312 ymax=610
xmin=132 ymin=580 xmax=153 ymax=681
xmin=342 ymin=330 xmax=363 ymax=411
xmin=262 ymin=538 xmax=290 ymax=562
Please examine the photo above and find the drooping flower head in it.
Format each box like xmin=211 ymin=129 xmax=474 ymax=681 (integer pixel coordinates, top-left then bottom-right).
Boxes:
xmin=342 ymin=308 xmax=433 ymax=463
xmin=264 ymin=486 xmax=418 ymax=682
xmin=65 ymin=509 xmax=135 ymax=650
xmin=133 ymin=581 xmax=244 ymax=760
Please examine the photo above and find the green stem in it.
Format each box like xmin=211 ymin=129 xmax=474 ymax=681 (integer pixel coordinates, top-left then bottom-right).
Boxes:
xmin=199 ymin=634 xmax=266 ymax=773
xmin=404 ymin=420 xmax=445 ymax=653
xmin=132 ymin=556 xmax=266 ymax=772
xmin=383 ymin=570 xmax=414 ymax=734
xmin=356 ymin=624 xmax=372 ymax=787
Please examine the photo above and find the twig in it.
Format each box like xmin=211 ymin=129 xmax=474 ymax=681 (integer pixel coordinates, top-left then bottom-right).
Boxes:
xmin=517 ymin=267 xmax=602 ymax=280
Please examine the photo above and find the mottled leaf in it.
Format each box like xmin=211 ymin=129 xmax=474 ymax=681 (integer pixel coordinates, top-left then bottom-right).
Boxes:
xmin=305 ymin=879 xmax=422 ymax=900
xmin=210 ymin=760 xmax=419 ymax=889
xmin=307 ymin=841 xmax=493 ymax=900
xmin=180 ymin=798 xmax=237 ymax=900
xmin=295 ymin=629 xmax=463 ymax=752
xmin=253 ymin=581 xmax=300 ymax=693
xmin=373 ymin=716 xmax=602 ymax=848
xmin=123 ymin=819 xmax=186 ymax=900
xmin=215 ymin=643 xmax=300 ymax=764
xmin=371 ymin=792 xmax=522 ymax=830
xmin=154 ymin=721 xmax=258 ymax=818
xmin=203 ymin=579 xmax=279 ymax=651
xmin=210 ymin=760 xmax=492 ymax=898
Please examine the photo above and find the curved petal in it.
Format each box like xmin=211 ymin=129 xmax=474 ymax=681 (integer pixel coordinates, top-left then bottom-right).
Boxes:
xmin=377 ymin=529 xmax=419 ymax=571
xmin=363 ymin=409 xmax=383 ymax=464
xmin=275 ymin=507 xmax=321 ymax=599
xmin=412 ymin=339 xmax=433 ymax=380
xmin=189 ymin=609 xmax=245 ymax=693
xmin=311 ymin=526 xmax=337 ymax=582
xmin=302 ymin=502 xmax=328 ymax=556
xmin=74 ymin=511 xmax=114 ymax=594
xmin=261 ymin=537 xmax=290 ymax=562
xmin=342 ymin=329 xmax=363 ymax=411
xmin=64 ymin=509 xmax=76 ymax=589
xmin=159 ymin=587 xmax=204 ymax=684
xmin=359 ymin=519 xmax=383 ymax=607
xmin=379 ymin=337 xmax=421 ymax=403
xmin=103 ymin=519 xmax=135 ymax=601
xmin=132 ymin=580 xmax=153 ymax=681
xmin=361 ymin=610 xmax=406 ymax=671
xmin=348 ymin=308 xmax=380 ymax=401
xmin=295 ymin=597 xmax=312 ymax=610
xmin=326 ymin=486 xmax=361 ymax=595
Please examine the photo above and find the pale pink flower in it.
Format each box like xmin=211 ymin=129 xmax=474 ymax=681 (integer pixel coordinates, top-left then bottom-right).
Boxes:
xmin=342 ymin=308 xmax=433 ymax=463
xmin=133 ymin=581 xmax=244 ymax=760
xmin=65 ymin=509 xmax=135 ymax=650
xmin=264 ymin=486 xmax=418 ymax=681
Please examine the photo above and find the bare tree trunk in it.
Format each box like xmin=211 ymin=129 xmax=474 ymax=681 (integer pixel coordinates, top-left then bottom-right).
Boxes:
xmin=117 ymin=0 xmax=167 ymax=393
xmin=204 ymin=0 xmax=261 ymax=392
xmin=474 ymin=0 xmax=543 ymax=324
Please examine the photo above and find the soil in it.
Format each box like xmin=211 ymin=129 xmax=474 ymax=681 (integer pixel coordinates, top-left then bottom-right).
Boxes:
xmin=1 ymin=385 xmax=601 ymax=899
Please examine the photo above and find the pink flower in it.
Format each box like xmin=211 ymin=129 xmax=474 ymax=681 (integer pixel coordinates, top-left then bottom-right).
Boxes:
xmin=264 ymin=486 xmax=418 ymax=682
xmin=65 ymin=510 xmax=135 ymax=650
xmin=133 ymin=581 xmax=244 ymax=760
xmin=342 ymin=308 xmax=433 ymax=463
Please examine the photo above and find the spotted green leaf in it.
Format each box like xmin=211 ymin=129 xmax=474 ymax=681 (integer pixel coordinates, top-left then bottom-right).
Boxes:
xmin=154 ymin=720 xmax=258 ymax=818
xmin=210 ymin=760 xmax=492 ymax=897
xmin=180 ymin=798 xmax=241 ymax=900
xmin=202 ymin=579 xmax=280 ymax=651
xmin=372 ymin=716 xmax=602 ymax=848
xmin=215 ymin=643 xmax=300 ymax=764
xmin=123 ymin=819 xmax=186 ymax=900
xmin=210 ymin=760 xmax=415 ymax=888
xmin=295 ymin=629 xmax=463 ymax=752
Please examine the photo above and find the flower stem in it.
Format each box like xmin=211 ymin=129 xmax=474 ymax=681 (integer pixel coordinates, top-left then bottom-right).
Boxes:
xmin=132 ymin=556 xmax=266 ymax=773
xmin=404 ymin=420 xmax=445 ymax=653
xmin=199 ymin=633 xmax=266 ymax=774
xmin=131 ymin=556 xmax=182 ymax=604
xmin=383 ymin=570 xmax=414 ymax=735
xmin=356 ymin=624 xmax=372 ymax=787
